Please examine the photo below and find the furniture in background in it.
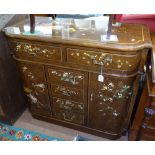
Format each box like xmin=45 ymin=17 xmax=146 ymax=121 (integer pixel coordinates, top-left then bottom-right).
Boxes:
xmin=114 ymin=14 xmax=155 ymax=140
xmin=115 ymin=14 xmax=155 ymax=32
xmin=4 ymin=16 xmax=152 ymax=139
xmin=129 ymin=33 xmax=155 ymax=140
xmin=0 ymin=15 xmax=27 ymax=124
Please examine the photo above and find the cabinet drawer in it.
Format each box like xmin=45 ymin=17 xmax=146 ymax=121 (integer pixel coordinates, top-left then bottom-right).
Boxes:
xmin=9 ymin=41 xmax=62 ymax=62
xmin=53 ymin=97 xmax=85 ymax=113
xmin=51 ymin=85 xmax=84 ymax=102
xmin=66 ymin=48 xmax=141 ymax=71
xmin=48 ymin=67 xmax=87 ymax=89
xmin=53 ymin=109 xmax=85 ymax=125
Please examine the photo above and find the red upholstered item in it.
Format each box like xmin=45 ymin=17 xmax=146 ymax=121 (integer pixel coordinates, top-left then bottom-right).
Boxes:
xmin=115 ymin=14 xmax=155 ymax=32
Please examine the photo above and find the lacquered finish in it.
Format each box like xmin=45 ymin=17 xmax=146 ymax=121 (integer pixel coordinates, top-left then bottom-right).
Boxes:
xmin=4 ymin=17 xmax=152 ymax=139
xmin=16 ymin=61 xmax=51 ymax=116
xmin=4 ymin=17 xmax=152 ymax=51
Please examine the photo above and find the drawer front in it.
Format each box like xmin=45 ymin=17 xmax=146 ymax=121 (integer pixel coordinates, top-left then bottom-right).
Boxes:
xmin=51 ymin=85 xmax=84 ymax=102
xmin=53 ymin=109 xmax=85 ymax=125
xmin=48 ymin=67 xmax=87 ymax=89
xmin=53 ymin=97 xmax=85 ymax=113
xmin=66 ymin=48 xmax=141 ymax=71
xmin=10 ymin=41 xmax=62 ymax=62
xmin=89 ymin=73 xmax=136 ymax=133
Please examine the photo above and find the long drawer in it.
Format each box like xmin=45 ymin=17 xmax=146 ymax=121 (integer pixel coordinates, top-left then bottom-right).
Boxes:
xmin=9 ymin=41 xmax=62 ymax=62
xmin=66 ymin=48 xmax=141 ymax=72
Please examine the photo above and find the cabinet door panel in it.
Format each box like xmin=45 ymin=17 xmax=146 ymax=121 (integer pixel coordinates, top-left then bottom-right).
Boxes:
xmin=89 ymin=72 xmax=135 ymax=134
xmin=16 ymin=61 xmax=52 ymax=115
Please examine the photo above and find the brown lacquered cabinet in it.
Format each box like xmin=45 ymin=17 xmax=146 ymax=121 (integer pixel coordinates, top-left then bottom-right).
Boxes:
xmin=4 ymin=17 xmax=152 ymax=139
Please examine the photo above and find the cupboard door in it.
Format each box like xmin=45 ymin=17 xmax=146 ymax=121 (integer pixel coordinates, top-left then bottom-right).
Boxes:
xmin=89 ymin=72 xmax=135 ymax=134
xmin=16 ymin=61 xmax=52 ymax=116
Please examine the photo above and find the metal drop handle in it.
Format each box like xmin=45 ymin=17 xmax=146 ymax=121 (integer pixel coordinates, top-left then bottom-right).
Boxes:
xmin=91 ymin=55 xmax=112 ymax=66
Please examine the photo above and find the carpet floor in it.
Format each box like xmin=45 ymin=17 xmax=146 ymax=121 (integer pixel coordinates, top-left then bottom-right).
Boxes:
xmin=0 ymin=122 xmax=64 ymax=141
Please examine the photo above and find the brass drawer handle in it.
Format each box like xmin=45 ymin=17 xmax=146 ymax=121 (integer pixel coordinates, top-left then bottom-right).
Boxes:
xmin=91 ymin=55 xmax=112 ymax=66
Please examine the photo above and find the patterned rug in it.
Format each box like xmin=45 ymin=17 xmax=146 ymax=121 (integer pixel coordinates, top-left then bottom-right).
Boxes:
xmin=0 ymin=122 xmax=64 ymax=141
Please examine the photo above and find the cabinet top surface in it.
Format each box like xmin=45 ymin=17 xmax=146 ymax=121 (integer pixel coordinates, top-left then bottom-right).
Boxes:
xmin=4 ymin=16 xmax=152 ymax=51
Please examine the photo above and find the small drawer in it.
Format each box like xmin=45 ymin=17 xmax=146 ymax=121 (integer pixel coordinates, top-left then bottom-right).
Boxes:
xmin=17 ymin=61 xmax=46 ymax=84
xmin=51 ymin=85 xmax=84 ymax=102
xmin=9 ymin=41 xmax=62 ymax=62
xmin=53 ymin=109 xmax=85 ymax=125
xmin=53 ymin=97 xmax=85 ymax=113
xmin=48 ymin=67 xmax=86 ymax=89
xmin=66 ymin=48 xmax=141 ymax=71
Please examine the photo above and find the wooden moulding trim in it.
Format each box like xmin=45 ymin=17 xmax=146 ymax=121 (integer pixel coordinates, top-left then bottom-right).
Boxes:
xmin=4 ymin=32 xmax=152 ymax=52
xmin=31 ymin=112 xmax=123 ymax=140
